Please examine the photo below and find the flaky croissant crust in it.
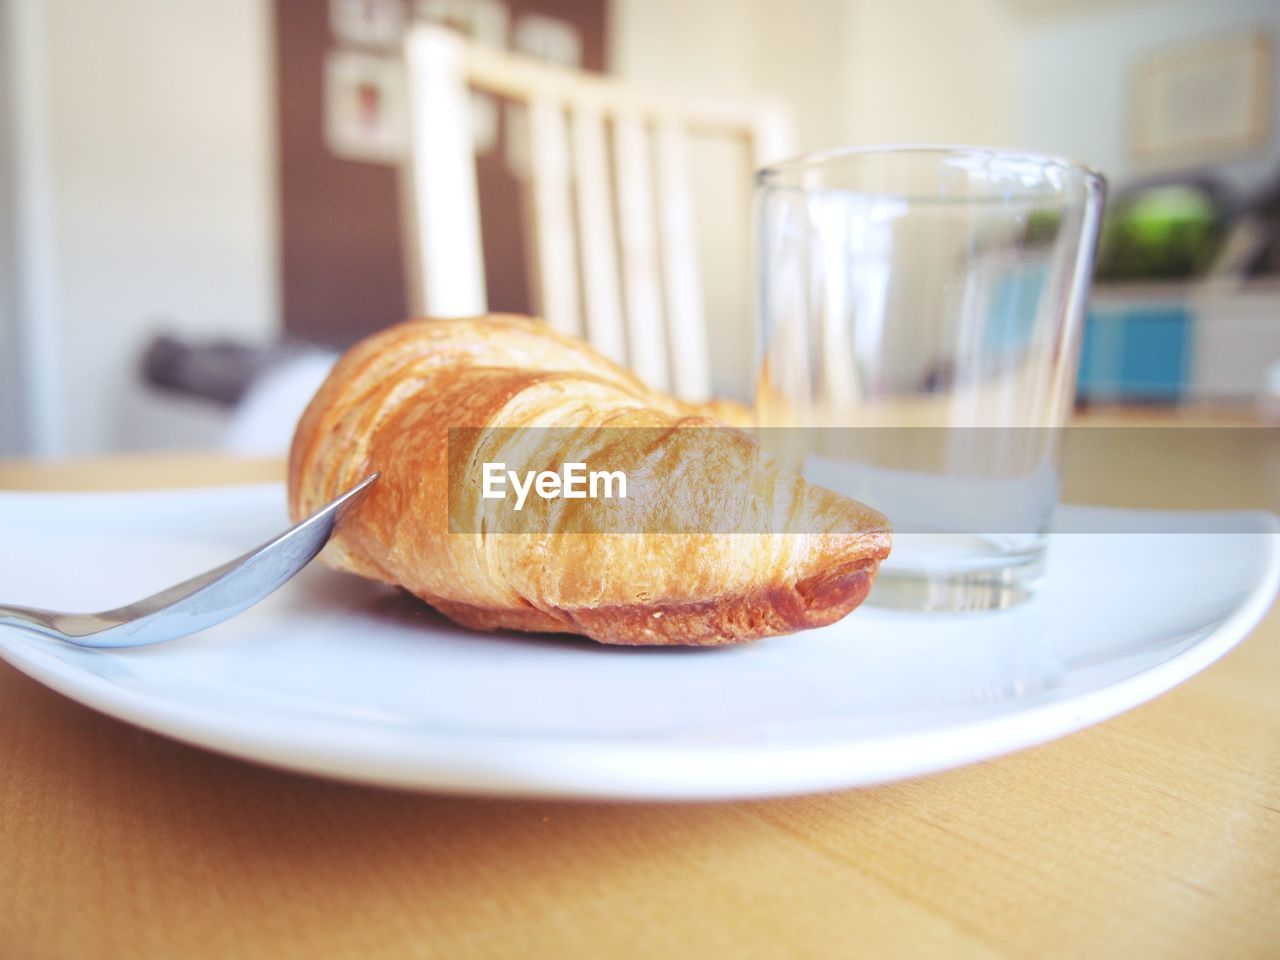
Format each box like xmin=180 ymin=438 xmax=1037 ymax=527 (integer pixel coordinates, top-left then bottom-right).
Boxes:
xmin=289 ymin=316 xmax=890 ymax=645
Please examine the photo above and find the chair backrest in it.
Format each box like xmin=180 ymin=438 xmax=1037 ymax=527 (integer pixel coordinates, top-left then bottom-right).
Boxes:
xmin=401 ymin=24 xmax=791 ymax=401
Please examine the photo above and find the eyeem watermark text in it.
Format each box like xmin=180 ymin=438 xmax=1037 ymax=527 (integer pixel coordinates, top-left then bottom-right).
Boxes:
xmin=482 ymin=462 xmax=627 ymax=511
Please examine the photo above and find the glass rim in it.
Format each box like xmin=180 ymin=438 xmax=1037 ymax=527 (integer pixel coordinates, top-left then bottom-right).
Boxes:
xmin=756 ymin=143 xmax=1107 ymax=200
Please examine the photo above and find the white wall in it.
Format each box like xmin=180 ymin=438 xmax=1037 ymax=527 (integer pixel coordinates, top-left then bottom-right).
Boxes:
xmin=843 ymin=0 xmax=1018 ymax=148
xmin=610 ymin=0 xmax=1019 ymax=151
xmin=9 ymin=0 xmax=279 ymax=456
xmin=608 ymin=0 xmax=1020 ymax=398
xmin=610 ymin=0 xmax=853 ymax=154
xmin=1017 ymin=0 xmax=1280 ymax=192
xmin=0 ymin=0 xmax=20 ymax=455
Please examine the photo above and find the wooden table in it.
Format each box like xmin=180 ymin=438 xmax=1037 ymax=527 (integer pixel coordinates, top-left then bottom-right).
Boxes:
xmin=2 ymin=444 xmax=1278 ymax=959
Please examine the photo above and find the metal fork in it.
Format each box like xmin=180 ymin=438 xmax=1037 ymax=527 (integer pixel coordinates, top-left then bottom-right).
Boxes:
xmin=0 ymin=473 xmax=379 ymax=648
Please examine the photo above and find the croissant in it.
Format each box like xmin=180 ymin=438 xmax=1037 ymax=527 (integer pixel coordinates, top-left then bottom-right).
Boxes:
xmin=288 ymin=316 xmax=891 ymax=646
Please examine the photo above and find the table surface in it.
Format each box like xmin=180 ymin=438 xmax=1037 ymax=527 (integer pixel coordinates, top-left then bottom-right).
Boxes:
xmin=2 ymin=426 xmax=1278 ymax=959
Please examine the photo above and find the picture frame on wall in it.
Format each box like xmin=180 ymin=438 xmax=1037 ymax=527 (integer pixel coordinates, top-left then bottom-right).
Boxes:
xmin=323 ymin=51 xmax=408 ymax=164
xmin=1130 ymin=29 xmax=1273 ymax=167
xmin=330 ymin=0 xmax=406 ymax=48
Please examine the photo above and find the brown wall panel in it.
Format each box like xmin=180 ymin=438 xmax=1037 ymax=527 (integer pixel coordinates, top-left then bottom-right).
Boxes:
xmin=274 ymin=0 xmax=607 ymax=349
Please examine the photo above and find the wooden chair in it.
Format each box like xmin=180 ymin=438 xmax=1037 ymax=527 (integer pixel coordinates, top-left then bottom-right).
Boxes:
xmin=400 ymin=24 xmax=791 ymax=401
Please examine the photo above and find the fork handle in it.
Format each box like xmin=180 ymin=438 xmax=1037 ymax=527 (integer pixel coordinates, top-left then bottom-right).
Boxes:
xmin=0 ymin=604 xmax=115 ymax=642
xmin=0 ymin=605 xmax=62 ymax=638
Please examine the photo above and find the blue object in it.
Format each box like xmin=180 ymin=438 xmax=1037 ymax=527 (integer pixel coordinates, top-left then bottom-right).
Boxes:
xmin=985 ymin=266 xmax=1045 ymax=354
xmin=1078 ymin=301 xmax=1191 ymax=402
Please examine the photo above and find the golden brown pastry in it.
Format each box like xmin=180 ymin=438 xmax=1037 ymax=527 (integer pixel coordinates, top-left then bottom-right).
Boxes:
xmin=288 ymin=315 xmax=890 ymax=646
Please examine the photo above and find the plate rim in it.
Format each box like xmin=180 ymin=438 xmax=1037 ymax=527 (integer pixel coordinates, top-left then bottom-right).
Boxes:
xmin=1 ymin=485 xmax=1277 ymax=800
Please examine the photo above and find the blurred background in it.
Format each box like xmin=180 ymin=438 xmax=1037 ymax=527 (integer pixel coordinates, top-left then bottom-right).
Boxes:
xmin=2 ymin=0 xmax=1279 ymax=458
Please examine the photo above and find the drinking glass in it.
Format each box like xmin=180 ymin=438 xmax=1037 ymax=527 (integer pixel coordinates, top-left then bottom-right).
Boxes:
xmin=755 ymin=145 xmax=1106 ymax=610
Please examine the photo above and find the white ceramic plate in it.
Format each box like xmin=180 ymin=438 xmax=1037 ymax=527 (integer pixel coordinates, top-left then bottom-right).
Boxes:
xmin=0 ymin=485 xmax=1276 ymax=800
